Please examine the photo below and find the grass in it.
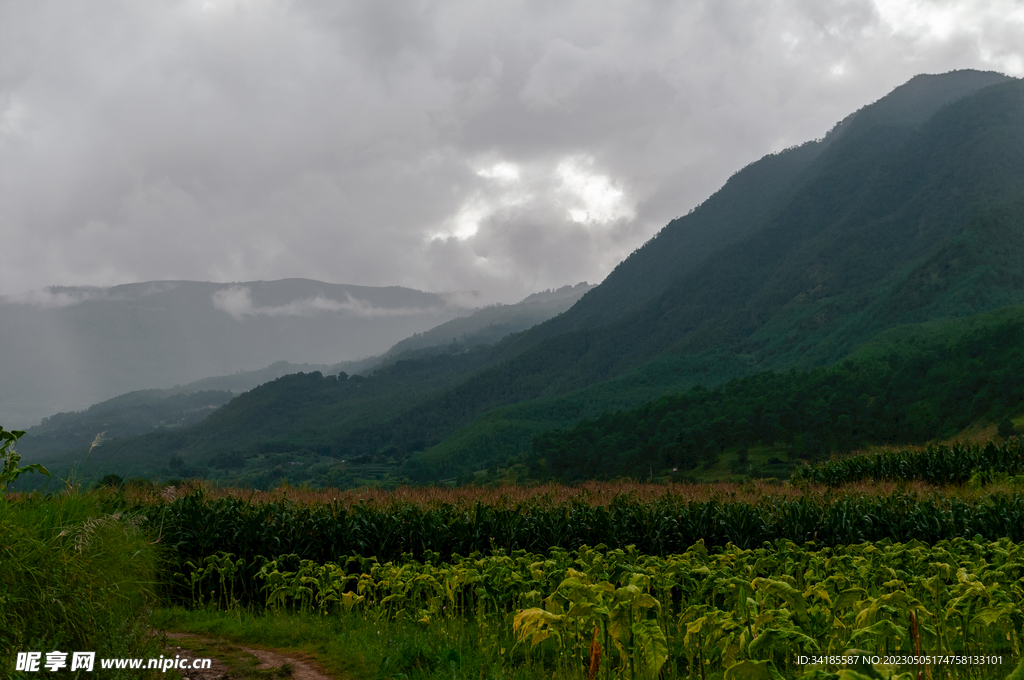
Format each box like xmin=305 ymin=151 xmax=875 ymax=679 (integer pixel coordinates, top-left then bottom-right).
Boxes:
xmin=153 ymin=606 xmax=569 ymax=680
xmin=158 ymin=631 xmax=296 ymax=679
xmin=0 ymin=490 xmax=161 ymax=678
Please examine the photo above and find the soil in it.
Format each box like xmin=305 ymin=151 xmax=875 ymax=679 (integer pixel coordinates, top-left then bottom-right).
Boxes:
xmin=158 ymin=632 xmax=338 ymax=680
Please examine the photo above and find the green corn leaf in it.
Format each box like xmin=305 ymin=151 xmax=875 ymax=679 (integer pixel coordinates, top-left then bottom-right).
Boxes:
xmin=838 ymin=649 xmax=886 ymax=680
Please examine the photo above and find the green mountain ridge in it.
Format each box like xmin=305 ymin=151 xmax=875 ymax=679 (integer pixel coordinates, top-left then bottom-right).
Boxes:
xmin=32 ymin=69 xmax=1024 ymax=488
xmin=361 ymin=71 xmax=1024 ymax=472
xmin=528 ymin=305 xmax=1024 ymax=483
xmin=17 ymin=283 xmax=595 ymax=476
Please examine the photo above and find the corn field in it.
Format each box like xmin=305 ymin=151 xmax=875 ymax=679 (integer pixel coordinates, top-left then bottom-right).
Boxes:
xmin=145 ymin=486 xmax=1024 ymax=580
xmin=791 ymin=439 xmax=1024 ymax=486
xmin=129 ymin=450 xmax=1024 ymax=678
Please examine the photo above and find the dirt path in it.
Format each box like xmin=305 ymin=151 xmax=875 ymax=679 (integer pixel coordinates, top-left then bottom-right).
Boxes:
xmin=159 ymin=631 xmax=339 ymax=680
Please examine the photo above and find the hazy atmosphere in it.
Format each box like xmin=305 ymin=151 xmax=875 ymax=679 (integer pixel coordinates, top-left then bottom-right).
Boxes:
xmin=2 ymin=0 xmax=1022 ymax=305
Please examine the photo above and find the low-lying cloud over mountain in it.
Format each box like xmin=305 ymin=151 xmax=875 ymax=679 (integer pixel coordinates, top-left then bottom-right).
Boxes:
xmin=209 ymin=286 xmax=446 ymax=320
xmin=0 ymin=279 xmax=473 ymax=427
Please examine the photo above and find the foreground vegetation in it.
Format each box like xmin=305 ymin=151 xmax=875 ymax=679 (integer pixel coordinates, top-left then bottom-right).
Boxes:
xmin=141 ymin=453 xmax=1024 ymax=581
xmin=7 ymin=425 xmax=1024 ymax=678
xmin=0 ymin=495 xmax=159 ymax=677
xmin=131 ymin=445 xmax=1024 ymax=678
xmin=170 ymin=538 xmax=1024 ymax=679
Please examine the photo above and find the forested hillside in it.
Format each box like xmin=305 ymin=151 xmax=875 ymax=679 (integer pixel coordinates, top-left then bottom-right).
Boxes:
xmin=530 ymin=307 xmax=1024 ymax=482
xmin=34 ymin=70 xmax=1024 ymax=488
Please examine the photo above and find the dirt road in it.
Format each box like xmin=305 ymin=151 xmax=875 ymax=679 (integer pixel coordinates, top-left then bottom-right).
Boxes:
xmin=159 ymin=632 xmax=339 ymax=680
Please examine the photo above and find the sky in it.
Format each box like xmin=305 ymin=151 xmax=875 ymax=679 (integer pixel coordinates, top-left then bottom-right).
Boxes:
xmin=1 ymin=0 xmax=1022 ymax=305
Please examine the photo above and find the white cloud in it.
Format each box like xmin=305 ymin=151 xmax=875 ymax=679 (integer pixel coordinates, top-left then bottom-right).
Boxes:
xmin=0 ymin=94 xmax=28 ymax=138
xmin=210 ymin=285 xmax=445 ymax=320
xmin=431 ymin=159 xmax=532 ymax=241
xmin=477 ymin=162 xmax=520 ymax=182
xmin=873 ymin=0 xmax=1024 ymax=75
xmin=556 ymin=156 xmax=634 ymax=225
xmin=3 ymin=287 xmax=108 ymax=308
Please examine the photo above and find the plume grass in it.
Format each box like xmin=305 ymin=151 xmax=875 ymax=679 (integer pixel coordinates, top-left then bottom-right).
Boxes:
xmin=0 ymin=491 xmax=159 ymax=678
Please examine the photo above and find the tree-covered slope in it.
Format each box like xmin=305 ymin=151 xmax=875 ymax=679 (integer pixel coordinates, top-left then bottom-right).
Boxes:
xmin=518 ymin=69 xmax=1010 ymax=339
xmin=55 ymin=70 xmax=1024 ymax=485
xmin=17 ymin=389 xmax=235 ymax=462
xmin=359 ymin=74 xmax=1024 ymax=468
xmin=528 ymin=305 xmax=1024 ymax=482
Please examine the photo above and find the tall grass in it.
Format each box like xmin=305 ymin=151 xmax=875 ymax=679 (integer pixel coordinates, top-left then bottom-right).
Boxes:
xmin=0 ymin=491 xmax=159 ymax=678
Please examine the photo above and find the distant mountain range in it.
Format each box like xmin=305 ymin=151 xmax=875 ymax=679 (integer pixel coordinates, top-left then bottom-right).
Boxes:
xmin=0 ymin=279 xmax=469 ymax=426
xmin=13 ymin=282 xmax=594 ymax=466
xmin=16 ymin=69 xmax=1024 ymax=489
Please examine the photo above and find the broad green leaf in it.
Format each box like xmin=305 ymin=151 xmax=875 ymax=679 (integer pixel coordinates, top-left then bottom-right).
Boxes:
xmin=836 ymin=671 xmax=881 ymax=680
xmin=839 ymin=649 xmax=886 ymax=680
xmin=630 ymin=618 xmax=668 ymax=680
xmin=747 ymin=627 xmax=820 ymax=657
xmin=723 ymin=659 xmax=786 ymax=680
xmin=850 ymin=618 xmax=907 ymax=643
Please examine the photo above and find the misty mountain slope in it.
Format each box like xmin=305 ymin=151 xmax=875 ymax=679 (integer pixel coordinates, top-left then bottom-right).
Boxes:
xmin=504 ymin=70 xmax=1011 ymax=345
xmin=17 ymin=389 xmax=235 ymax=461
xmin=18 ymin=284 xmax=595 ymax=461
xmin=340 ymin=282 xmax=597 ymax=373
xmin=534 ymin=140 xmax=827 ymax=335
xmin=574 ymin=76 xmax=1024 ymax=364
xmin=165 ymin=360 xmax=339 ymax=393
xmin=0 ymin=278 xmax=470 ymax=426
xmin=37 ymin=284 xmax=599 ymax=473
xmin=383 ymin=75 xmax=1024 ymax=427
xmin=48 ymin=343 xmax=510 ymax=478
xmin=49 ymin=70 xmax=1024 ymax=484
xmin=723 ymin=77 xmax=1024 ymax=363
xmin=15 ymin=359 xmax=339 ymax=461
xmin=361 ymin=73 xmax=1024 ymax=469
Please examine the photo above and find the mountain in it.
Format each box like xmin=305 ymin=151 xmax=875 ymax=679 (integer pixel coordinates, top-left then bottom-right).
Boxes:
xmin=529 ymin=304 xmax=1024 ymax=483
xmin=0 ymin=279 xmax=471 ymax=427
xmin=363 ymin=282 xmax=596 ymax=367
xmin=14 ymin=283 xmax=594 ymax=467
xmin=516 ymin=69 xmax=1012 ymax=338
xmin=374 ymin=70 xmax=1024 ymax=470
xmin=33 ymin=69 xmax=1024 ymax=487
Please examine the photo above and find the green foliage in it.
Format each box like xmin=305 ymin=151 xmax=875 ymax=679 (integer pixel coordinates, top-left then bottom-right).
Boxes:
xmin=791 ymin=439 xmax=1024 ymax=486
xmin=531 ymin=314 xmax=1024 ymax=483
xmin=142 ymin=486 xmax=1024 ymax=611
xmin=0 ymin=492 xmax=159 ymax=678
xmin=1 ymin=426 xmax=48 ymax=496
xmin=169 ymin=538 xmax=1024 ymax=679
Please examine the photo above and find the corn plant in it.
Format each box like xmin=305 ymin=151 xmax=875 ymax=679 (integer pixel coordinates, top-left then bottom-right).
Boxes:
xmin=1 ymin=426 xmax=49 ymax=497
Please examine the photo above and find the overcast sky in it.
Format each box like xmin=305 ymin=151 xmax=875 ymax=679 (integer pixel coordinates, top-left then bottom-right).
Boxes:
xmin=1 ymin=0 xmax=1022 ymax=305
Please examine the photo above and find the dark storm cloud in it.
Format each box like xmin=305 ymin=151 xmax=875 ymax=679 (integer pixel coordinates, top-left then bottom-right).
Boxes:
xmin=1 ymin=0 xmax=1021 ymax=303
